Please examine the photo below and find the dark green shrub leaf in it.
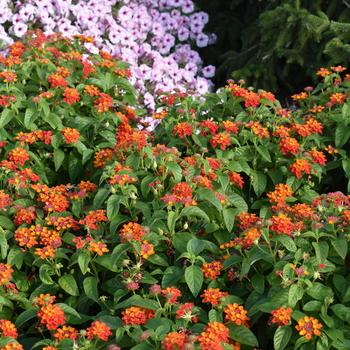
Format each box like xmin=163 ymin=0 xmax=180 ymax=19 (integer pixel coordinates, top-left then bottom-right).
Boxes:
xmin=185 ymin=265 xmax=203 ymax=297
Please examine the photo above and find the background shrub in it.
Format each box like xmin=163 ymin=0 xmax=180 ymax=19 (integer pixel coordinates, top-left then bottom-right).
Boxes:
xmin=197 ymin=0 xmax=350 ymax=96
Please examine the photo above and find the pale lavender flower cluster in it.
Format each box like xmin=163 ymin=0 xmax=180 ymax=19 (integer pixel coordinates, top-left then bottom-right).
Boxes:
xmin=0 ymin=0 xmax=216 ymax=110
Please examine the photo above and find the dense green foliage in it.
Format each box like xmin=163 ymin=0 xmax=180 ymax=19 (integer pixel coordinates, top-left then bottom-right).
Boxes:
xmin=197 ymin=0 xmax=350 ymax=96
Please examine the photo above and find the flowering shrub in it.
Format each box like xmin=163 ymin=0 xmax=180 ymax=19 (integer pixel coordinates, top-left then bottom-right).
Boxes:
xmin=0 ymin=0 xmax=215 ymax=111
xmin=0 ymin=34 xmax=350 ymax=350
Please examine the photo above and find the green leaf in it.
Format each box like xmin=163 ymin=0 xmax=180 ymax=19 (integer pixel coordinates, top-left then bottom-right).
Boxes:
xmin=93 ymin=188 xmax=110 ymax=209
xmin=275 ymin=235 xmax=297 ymax=252
xmin=0 ymin=215 xmax=15 ymax=230
xmin=167 ymin=210 xmax=177 ymax=233
xmin=0 ymin=230 xmax=8 ymax=259
xmin=54 ymin=149 xmax=65 ymax=171
xmin=180 ymin=206 xmax=210 ymax=222
xmin=15 ymin=308 xmax=37 ymax=328
xmin=187 ymin=238 xmax=205 ymax=255
xmin=288 ymin=284 xmax=304 ymax=307
xmin=58 ymin=275 xmax=79 ymax=296
xmin=7 ymin=247 xmax=23 ymax=269
xmin=222 ymin=208 xmax=236 ymax=231
xmin=162 ymin=267 xmax=183 ymax=288
xmin=0 ymin=109 xmax=14 ymax=128
xmin=251 ymin=170 xmax=267 ymax=196
xmin=39 ymin=264 xmax=55 ymax=285
xmin=185 ymin=265 xmax=203 ymax=297
xmin=106 ymin=194 xmax=121 ymax=220
xmin=331 ymin=304 xmax=350 ymax=323
xmin=251 ymin=273 xmax=265 ymax=294
xmin=331 ymin=238 xmax=348 ymax=260
xmin=335 ymin=124 xmax=350 ymax=148
xmin=167 ymin=162 xmax=182 ymax=182
xmin=274 ymin=326 xmax=292 ymax=350
xmin=306 ymin=282 xmax=333 ymax=301
xmin=78 ymin=251 xmax=90 ymax=275
xmin=83 ymin=277 xmax=99 ymax=302
xmin=24 ymin=108 xmax=36 ymax=129
xmin=230 ymin=193 xmax=248 ymax=212
xmin=56 ymin=303 xmax=81 ymax=319
xmin=197 ymin=188 xmax=222 ymax=210
xmin=303 ymin=301 xmax=322 ymax=312
xmin=68 ymin=153 xmax=81 ymax=181
xmin=256 ymin=144 xmax=272 ymax=162
xmin=147 ymin=254 xmax=169 ymax=267
xmin=229 ymin=324 xmax=259 ymax=347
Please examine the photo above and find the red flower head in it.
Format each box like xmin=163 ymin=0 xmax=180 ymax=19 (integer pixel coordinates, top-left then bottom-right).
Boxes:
xmin=86 ymin=321 xmax=112 ymax=341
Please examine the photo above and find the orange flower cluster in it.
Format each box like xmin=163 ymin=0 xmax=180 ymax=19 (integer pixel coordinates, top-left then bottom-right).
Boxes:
xmin=63 ymin=87 xmax=80 ymax=105
xmin=201 ymin=288 xmax=228 ymax=306
xmin=291 ymin=92 xmax=308 ymax=100
xmin=48 ymin=73 xmax=67 ymax=88
xmin=226 ymin=82 xmax=262 ymax=108
xmin=220 ymin=227 xmax=261 ymax=250
xmin=222 ymin=120 xmax=239 ymax=134
xmin=316 ymin=67 xmax=332 ymax=77
xmin=237 ymin=212 xmax=259 ymax=230
xmin=46 ymin=215 xmax=79 ymax=231
xmin=228 ymin=171 xmax=244 ymax=189
xmin=329 ymin=92 xmax=346 ymax=105
xmin=84 ymin=84 xmax=100 ymax=96
xmin=201 ymin=261 xmax=223 ymax=280
xmin=119 ymin=222 xmax=146 ymax=242
xmin=245 ymin=121 xmax=269 ymax=139
xmin=267 ymin=184 xmax=293 ymax=206
xmin=0 ymin=190 xmax=12 ymax=210
xmin=89 ymin=240 xmax=109 ymax=256
xmin=224 ymin=303 xmax=249 ymax=327
xmin=176 ymin=303 xmax=197 ymax=322
xmin=271 ymin=307 xmax=293 ymax=326
xmin=199 ymin=120 xmax=219 ymax=136
xmin=162 ymin=332 xmax=186 ymax=350
xmin=1 ymin=343 xmax=23 ymax=350
xmin=54 ymin=326 xmax=78 ymax=340
xmin=109 ymin=171 xmax=137 ymax=186
xmin=210 ymin=132 xmax=231 ymax=150
xmin=161 ymin=182 xmax=197 ymax=207
xmin=8 ymin=148 xmax=30 ymax=166
xmin=122 ymin=306 xmax=155 ymax=325
xmin=86 ymin=320 xmax=112 ymax=341
xmin=0 ymin=320 xmax=18 ymax=338
xmin=290 ymin=159 xmax=311 ymax=179
xmin=31 ymin=184 xmax=70 ymax=212
xmin=61 ymin=127 xmax=80 ymax=144
xmin=80 ymin=210 xmax=108 ymax=230
xmin=173 ymin=122 xmax=193 ymax=138
xmin=15 ymin=224 xmax=61 ymax=259
xmin=192 ymin=175 xmax=213 ymax=189
xmin=37 ymin=302 xmax=66 ymax=330
xmin=93 ymin=148 xmax=114 ymax=168
xmin=197 ymin=322 xmax=229 ymax=350
xmin=141 ymin=240 xmax=155 ymax=259
xmin=309 ymin=149 xmax=327 ymax=165
xmin=0 ymin=263 xmax=13 ymax=286
xmin=279 ymin=137 xmax=299 ymax=156
xmin=295 ymin=316 xmax=322 ymax=340
xmin=0 ymin=94 xmax=16 ymax=107
xmin=0 ymin=71 xmax=17 ymax=83
xmin=162 ymin=287 xmax=182 ymax=304
xmin=270 ymin=214 xmax=295 ymax=236
xmin=94 ymin=92 xmax=113 ymax=112
xmin=15 ymin=130 xmax=53 ymax=145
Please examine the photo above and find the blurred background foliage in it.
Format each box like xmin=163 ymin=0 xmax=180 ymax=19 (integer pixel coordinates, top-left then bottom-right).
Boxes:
xmin=197 ymin=0 xmax=350 ymax=98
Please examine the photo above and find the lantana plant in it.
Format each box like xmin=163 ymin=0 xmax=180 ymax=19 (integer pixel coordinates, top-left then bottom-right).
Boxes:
xmin=0 ymin=32 xmax=349 ymax=350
